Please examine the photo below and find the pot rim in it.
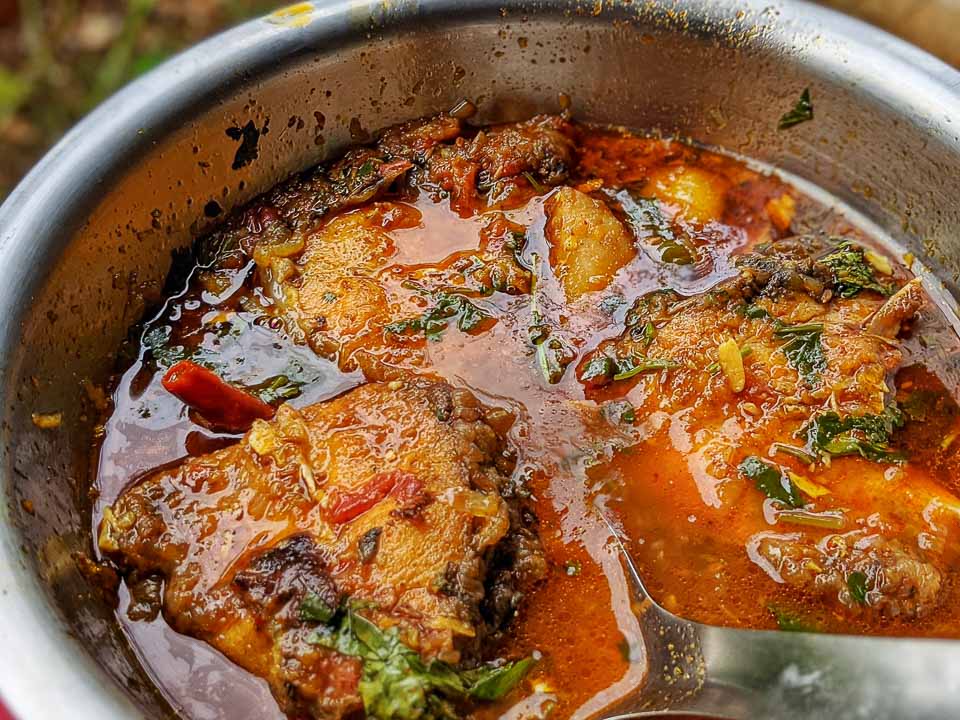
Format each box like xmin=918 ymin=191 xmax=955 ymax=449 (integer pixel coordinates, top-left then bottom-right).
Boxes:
xmin=0 ymin=1 xmax=958 ymax=719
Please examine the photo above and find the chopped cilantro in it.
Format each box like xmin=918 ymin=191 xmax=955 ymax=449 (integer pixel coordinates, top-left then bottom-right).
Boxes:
xmin=142 ymin=324 xmax=189 ymax=368
xmin=847 ymin=571 xmax=869 ymax=605
xmin=252 ymin=374 xmax=304 ymax=404
xmin=769 ymin=604 xmax=819 ymax=633
xmin=581 ymin=356 xmax=615 ymax=384
xmin=743 ymin=303 xmax=770 ymax=320
xmin=819 ymin=241 xmax=893 ymax=298
xmin=615 ymin=190 xmax=697 ymax=265
xmin=581 ymin=354 xmax=676 ymax=386
xmin=356 ymin=159 xmax=376 ymax=181
xmin=738 ymin=456 xmax=804 ymax=508
xmin=612 ymin=357 xmax=679 ymax=381
xmin=778 ymin=88 xmax=814 ymax=130
xmin=802 ymin=406 xmax=905 ymax=463
xmin=774 ymin=322 xmax=825 ymax=386
xmin=385 ymin=292 xmax=490 ymax=341
xmin=300 ymin=592 xmax=336 ymax=623
xmin=309 ymin=606 xmax=534 ymax=718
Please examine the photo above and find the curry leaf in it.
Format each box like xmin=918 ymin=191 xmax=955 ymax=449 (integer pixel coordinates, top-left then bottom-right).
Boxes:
xmin=738 ymin=456 xmax=804 ymax=508
xmin=778 ymin=88 xmax=814 ymax=130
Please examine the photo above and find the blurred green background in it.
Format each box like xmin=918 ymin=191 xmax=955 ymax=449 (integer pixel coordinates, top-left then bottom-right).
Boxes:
xmin=0 ymin=0 xmax=958 ymax=200
xmin=0 ymin=0 xmax=279 ymax=197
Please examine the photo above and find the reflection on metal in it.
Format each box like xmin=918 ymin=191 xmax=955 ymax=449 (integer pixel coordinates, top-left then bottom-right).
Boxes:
xmin=603 ymin=520 xmax=960 ymax=718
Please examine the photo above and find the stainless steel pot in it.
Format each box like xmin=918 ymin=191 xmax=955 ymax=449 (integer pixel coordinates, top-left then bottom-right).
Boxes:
xmin=1 ymin=1 xmax=959 ymax=718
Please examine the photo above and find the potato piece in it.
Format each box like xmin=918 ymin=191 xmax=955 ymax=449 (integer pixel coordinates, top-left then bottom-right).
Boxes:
xmin=765 ymin=192 xmax=796 ymax=232
xmin=545 ymin=187 xmax=636 ymax=301
xmin=643 ymin=165 xmax=729 ymax=224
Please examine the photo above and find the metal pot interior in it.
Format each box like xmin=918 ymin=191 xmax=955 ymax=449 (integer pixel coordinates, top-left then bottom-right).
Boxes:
xmin=1 ymin=1 xmax=959 ymax=718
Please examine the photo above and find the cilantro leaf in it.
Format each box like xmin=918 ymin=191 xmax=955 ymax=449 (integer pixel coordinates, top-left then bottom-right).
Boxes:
xmin=615 ymin=190 xmax=697 ymax=265
xmin=463 ymin=658 xmax=537 ymax=701
xmin=847 ymin=571 xmax=869 ymax=605
xmin=309 ymin=607 xmax=534 ymax=719
xmin=778 ymin=88 xmax=814 ymax=130
xmin=385 ymin=292 xmax=491 ymax=341
xmin=819 ymin=241 xmax=893 ymax=298
xmin=738 ymin=456 xmax=804 ymax=508
xmin=252 ymin=374 xmax=304 ymax=404
xmin=774 ymin=322 xmax=825 ymax=386
xmin=612 ymin=357 xmax=679 ymax=381
xmin=580 ymin=353 xmax=677 ymax=386
xmin=803 ymin=406 xmax=905 ymax=463
xmin=300 ymin=592 xmax=336 ymax=623
xmin=769 ymin=604 xmax=820 ymax=633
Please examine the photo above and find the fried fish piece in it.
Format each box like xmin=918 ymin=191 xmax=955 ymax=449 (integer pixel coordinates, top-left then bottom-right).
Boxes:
xmin=100 ymin=378 xmax=544 ymax=719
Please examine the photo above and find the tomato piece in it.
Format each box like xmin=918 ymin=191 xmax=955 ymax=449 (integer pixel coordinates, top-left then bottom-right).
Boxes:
xmin=378 ymin=159 xmax=413 ymax=180
xmin=161 ymin=360 xmax=275 ymax=433
xmin=328 ymin=470 xmax=422 ymax=524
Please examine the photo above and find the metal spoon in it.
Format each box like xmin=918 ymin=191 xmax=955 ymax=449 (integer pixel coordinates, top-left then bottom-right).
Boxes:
xmin=598 ymin=514 xmax=960 ymax=720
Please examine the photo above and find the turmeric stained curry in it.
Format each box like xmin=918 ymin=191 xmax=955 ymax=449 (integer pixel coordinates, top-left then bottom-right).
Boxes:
xmin=93 ymin=111 xmax=960 ymax=719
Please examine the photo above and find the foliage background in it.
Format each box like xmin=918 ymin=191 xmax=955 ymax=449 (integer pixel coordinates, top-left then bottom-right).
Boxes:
xmin=0 ymin=0 xmax=280 ymax=197
xmin=0 ymin=0 xmax=957 ymax=200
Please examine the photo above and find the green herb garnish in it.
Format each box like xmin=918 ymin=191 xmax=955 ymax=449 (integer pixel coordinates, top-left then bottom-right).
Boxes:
xmin=142 ymin=324 xmax=189 ymax=368
xmin=528 ymin=253 xmax=573 ymax=384
xmin=770 ymin=442 xmax=817 ymax=465
xmin=769 ymin=604 xmax=819 ymax=633
xmin=743 ymin=303 xmax=771 ymax=320
xmin=581 ymin=353 xmax=676 ymax=385
xmin=802 ymin=406 xmax=905 ymax=463
xmin=616 ymin=190 xmax=697 ymax=265
xmin=774 ymin=322 xmax=825 ymax=386
xmin=778 ymin=88 xmax=814 ymax=130
xmin=300 ymin=592 xmax=336 ymax=623
xmin=612 ymin=357 xmax=679 ymax=381
xmin=523 ymin=171 xmax=545 ymax=193
xmin=385 ymin=291 xmax=490 ymax=341
xmin=581 ymin=356 xmax=615 ymax=384
xmin=356 ymin=159 xmax=376 ymax=181
xmin=847 ymin=571 xmax=869 ymax=605
xmin=253 ymin=374 xmax=304 ymax=404
xmin=819 ymin=241 xmax=893 ymax=298
xmin=738 ymin=456 xmax=804 ymax=508
xmin=310 ymin=607 xmax=534 ymax=718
